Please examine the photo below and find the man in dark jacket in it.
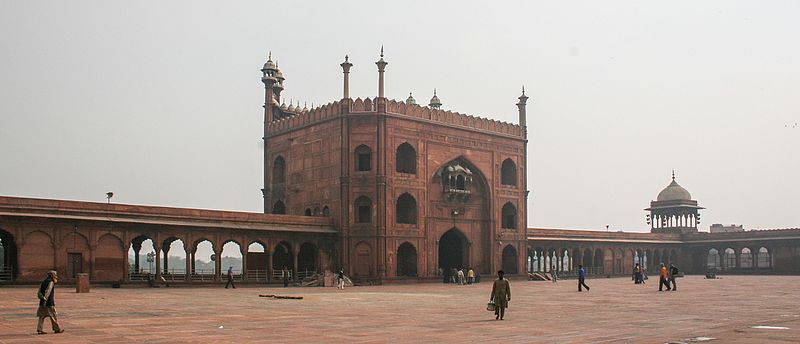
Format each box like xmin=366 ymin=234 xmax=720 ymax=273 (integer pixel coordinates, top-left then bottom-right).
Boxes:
xmin=225 ymin=266 xmax=236 ymax=289
xmin=578 ymin=265 xmax=590 ymax=291
xmin=36 ymin=270 xmax=64 ymax=334
xmin=668 ymin=263 xmax=679 ymax=291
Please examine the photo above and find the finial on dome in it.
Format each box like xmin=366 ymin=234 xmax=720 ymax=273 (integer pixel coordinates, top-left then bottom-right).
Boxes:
xmin=268 ymin=51 xmax=272 ymax=61
xmin=522 ymin=85 xmax=526 ymax=95
xmin=345 ymin=55 xmax=349 ymax=62
xmin=380 ymin=45 xmax=384 ymax=58
xmin=672 ymin=170 xmax=675 ymax=180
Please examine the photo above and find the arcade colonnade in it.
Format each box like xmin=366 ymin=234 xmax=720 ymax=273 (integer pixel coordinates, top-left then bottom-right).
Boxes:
xmin=526 ymin=244 xmax=680 ymax=276
xmin=0 ymin=197 xmax=337 ymax=283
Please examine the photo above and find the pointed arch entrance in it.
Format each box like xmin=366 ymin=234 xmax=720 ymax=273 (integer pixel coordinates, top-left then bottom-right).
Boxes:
xmin=439 ymin=228 xmax=468 ymax=272
xmin=502 ymin=245 xmax=518 ymax=274
xmin=397 ymin=242 xmax=417 ymax=277
xmin=0 ymin=229 xmax=18 ymax=281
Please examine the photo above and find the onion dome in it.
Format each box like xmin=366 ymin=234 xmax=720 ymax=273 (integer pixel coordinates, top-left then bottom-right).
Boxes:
xmin=280 ymin=101 xmax=288 ymax=111
xmin=406 ymin=92 xmax=416 ymax=105
xmin=657 ymin=172 xmax=692 ymax=201
xmin=429 ymin=89 xmax=442 ymax=108
xmin=262 ymin=52 xmax=278 ymax=73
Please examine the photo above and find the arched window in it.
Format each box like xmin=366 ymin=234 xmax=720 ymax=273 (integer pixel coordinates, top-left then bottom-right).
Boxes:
xmin=396 ymin=193 xmax=417 ymax=224
xmin=501 ymin=159 xmax=517 ymax=186
xmin=740 ymin=248 xmax=753 ymax=268
xmin=304 ymin=208 xmax=312 ymax=216
xmin=272 ymin=201 xmax=286 ymax=214
xmin=322 ymin=206 xmax=331 ymax=217
xmin=707 ymin=248 xmax=720 ymax=270
xmin=354 ymin=196 xmax=372 ymax=223
xmin=395 ymin=143 xmax=417 ymax=174
xmin=355 ymin=145 xmax=372 ymax=172
xmin=456 ymin=175 xmax=466 ymax=190
xmin=273 ymin=156 xmax=286 ymax=184
xmin=313 ymin=207 xmax=321 ymax=216
xmin=757 ymin=247 xmax=770 ymax=268
xmin=723 ymin=248 xmax=736 ymax=269
xmin=501 ymin=202 xmax=517 ymax=229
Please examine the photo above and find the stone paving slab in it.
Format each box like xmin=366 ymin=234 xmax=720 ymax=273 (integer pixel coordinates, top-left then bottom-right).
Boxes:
xmin=1 ymin=276 xmax=799 ymax=343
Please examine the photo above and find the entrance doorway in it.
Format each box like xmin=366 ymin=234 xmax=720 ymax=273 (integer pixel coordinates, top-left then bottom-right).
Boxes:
xmin=396 ymin=242 xmax=417 ymax=277
xmin=501 ymin=245 xmax=518 ymax=274
xmin=439 ymin=228 xmax=467 ymax=273
xmin=68 ymin=253 xmax=83 ymax=278
xmin=0 ymin=229 xmax=18 ymax=281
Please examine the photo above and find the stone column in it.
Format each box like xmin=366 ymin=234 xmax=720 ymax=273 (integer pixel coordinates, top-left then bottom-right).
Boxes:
xmin=155 ymin=245 xmax=162 ymax=280
xmin=242 ymin=245 xmax=249 ymax=282
xmin=267 ymin=251 xmax=273 ymax=283
xmin=214 ymin=248 xmax=222 ymax=282
xmin=90 ymin=246 xmax=97 ymax=280
xmin=123 ymin=245 xmax=130 ymax=283
xmin=185 ymin=248 xmax=191 ymax=282
xmin=133 ymin=241 xmax=142 ymax=273
xmin=292 ymin=248 xmax=299 ymax=281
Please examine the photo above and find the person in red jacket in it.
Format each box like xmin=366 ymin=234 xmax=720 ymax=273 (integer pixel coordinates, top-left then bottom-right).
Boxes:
xmin=658 ymin=263 xmax=671 ymax=291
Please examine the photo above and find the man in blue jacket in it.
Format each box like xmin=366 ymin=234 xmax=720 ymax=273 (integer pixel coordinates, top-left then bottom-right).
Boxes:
xmin=578 ymin=265 xmax=590 ymax=292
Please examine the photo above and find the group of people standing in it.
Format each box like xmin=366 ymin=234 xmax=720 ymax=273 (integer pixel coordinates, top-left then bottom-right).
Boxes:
xmin=443 ymin=267 xmax=476 ymax=285
xmin=633 ymin=262 xmax=678 ymax=291
xmin=658 ymin=263 xmax=679 ymax=291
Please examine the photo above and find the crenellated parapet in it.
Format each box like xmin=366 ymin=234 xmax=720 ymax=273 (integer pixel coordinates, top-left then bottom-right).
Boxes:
xmin=267 ymin=100 xmax=342 ymax=134
xmin=267 ymin=97 xmax=522 ymax=137
xmin=385 ymin=99 xmax=523 ymax=137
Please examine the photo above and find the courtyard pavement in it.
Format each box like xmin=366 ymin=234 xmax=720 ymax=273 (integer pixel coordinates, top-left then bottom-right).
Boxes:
xmin=1 ymin=275 xmax=798 ymax=343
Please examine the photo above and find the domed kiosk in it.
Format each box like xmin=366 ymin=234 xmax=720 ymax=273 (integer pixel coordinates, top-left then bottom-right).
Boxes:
xmin=646 ymin=172 xmax=704 ymax=234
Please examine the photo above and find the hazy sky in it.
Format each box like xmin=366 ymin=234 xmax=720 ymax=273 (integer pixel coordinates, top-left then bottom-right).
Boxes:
xmin=1 ymin=1 xmax=798 ymax=234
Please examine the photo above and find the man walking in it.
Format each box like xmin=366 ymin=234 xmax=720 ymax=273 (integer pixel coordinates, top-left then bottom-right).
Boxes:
xmin=225 ymin=266 xmax=236 ymax=289
xmin=658 ymin=263 xmax=671 ymax=291
xmin=577 ymin=265 xmax=590 ymax=291
xmin=457 ymin=268 xmax=465 ymax=285
xmin=668 ymin=263 xmax=679 ymax=291
xmin=337 ymin=269 xmax=345 ymax=290
xmin=282 ymin=267 xmax=290 ymax=287
xmin=467 ymin=268 xmax=475 ymax=285
xmin=551 ymin=267 xmax=558 ymax=284
xmin=489 ymin=270 xmax=511 ymax=320
xmin=36 ymin=270 xmax=64 ymax=335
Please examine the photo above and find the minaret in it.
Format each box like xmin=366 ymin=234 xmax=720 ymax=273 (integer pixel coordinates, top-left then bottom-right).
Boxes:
xmin=375 ymin=47 xmax=388 ymax=113
xmin=376 ymin=47 xmax=388 ymax=98
xmin=516 ymin=86 xmax=529 ymax=134
xmin=340 ymin=55 xmax=353 ymax=99
xmin=374 ymin=47 xmax=388 ymax=277
xmin=260 ymin=52 xmax=279 ymax=213
xmin=340 ymin=55 xmax=353 ymax=113
xmin=429 ymin=89 xmax=442 ymax=109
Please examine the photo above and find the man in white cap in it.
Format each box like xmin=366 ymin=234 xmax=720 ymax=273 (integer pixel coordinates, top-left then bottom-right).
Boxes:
xmin=36 ymin=270 xmax=64 ymax=334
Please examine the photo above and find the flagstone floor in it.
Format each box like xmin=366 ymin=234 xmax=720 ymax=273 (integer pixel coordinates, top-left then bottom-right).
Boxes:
xmin=1 ymin=275 xmax=798 ymax=343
